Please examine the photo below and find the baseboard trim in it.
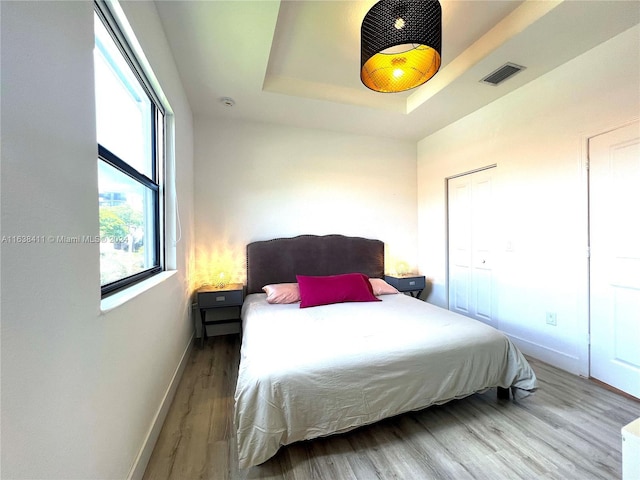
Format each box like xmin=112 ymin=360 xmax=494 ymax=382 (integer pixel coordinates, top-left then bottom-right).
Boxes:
xmin=505 ymin=332 xmax=582 ymax=375
xmin=127 ymin=333 xmax=194 ymax=480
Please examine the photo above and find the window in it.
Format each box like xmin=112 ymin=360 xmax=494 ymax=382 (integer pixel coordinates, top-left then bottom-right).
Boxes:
xmin=94 ymin=4 xmax=164 ymax=296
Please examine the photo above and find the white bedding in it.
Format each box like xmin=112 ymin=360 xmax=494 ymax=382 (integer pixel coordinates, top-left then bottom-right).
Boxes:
xmin=234 ymin=293 xmax=538 ymax=468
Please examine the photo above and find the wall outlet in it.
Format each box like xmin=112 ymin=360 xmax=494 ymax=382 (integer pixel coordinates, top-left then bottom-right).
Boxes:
xmin=546 ymin=312 xmax=557 ymax=326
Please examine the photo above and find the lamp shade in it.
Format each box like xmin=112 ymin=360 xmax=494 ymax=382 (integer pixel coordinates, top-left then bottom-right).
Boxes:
xmin=361 ymin=0 xmax=442 ymax=93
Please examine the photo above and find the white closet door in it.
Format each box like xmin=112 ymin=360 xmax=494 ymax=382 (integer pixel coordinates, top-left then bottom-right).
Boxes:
xmin=589 ymin=121 xmax=640 ymax=398
xmin=448 ymin=168 xmax=496 ymax=327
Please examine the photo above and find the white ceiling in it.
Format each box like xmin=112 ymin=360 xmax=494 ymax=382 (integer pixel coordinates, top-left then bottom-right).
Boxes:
xmin=155 ymin=0 xmax=640 ymax=141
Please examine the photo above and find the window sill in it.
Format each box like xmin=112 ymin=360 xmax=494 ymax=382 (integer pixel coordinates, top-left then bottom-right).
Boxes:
xmin=100 ymin=270 xmax=177 ymax=313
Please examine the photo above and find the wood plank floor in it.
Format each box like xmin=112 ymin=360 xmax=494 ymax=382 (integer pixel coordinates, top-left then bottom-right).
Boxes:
xmin=143 ymin=335 xmax=640 ymax=480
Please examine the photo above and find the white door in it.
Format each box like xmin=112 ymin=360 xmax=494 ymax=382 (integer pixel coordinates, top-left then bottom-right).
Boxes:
xmin=448 ymin=167 xmax=496 ymax=327
xmin=589 ymin=121 xmax=640 ymax=398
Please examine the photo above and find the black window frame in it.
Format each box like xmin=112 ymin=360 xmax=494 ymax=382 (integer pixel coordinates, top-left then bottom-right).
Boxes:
xmin=95 ymin=1 xmax=165 ymax=297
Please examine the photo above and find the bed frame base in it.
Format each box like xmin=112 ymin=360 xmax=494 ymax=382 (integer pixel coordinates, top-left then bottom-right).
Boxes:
xmin=497 ymin=387 xmax=510 ymax=400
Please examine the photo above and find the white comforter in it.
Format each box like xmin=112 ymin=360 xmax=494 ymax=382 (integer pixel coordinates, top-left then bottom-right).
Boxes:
xmin=234 ymin=293 xmax=537 ymax=468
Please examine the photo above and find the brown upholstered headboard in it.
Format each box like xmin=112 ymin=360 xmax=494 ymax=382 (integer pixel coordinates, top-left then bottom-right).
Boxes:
xmin=246 ymin=235 xmax=385 ymax=294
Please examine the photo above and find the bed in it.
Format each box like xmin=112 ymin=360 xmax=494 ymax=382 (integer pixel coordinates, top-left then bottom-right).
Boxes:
xmin=234 ymin=234 xmax=538 ymax=468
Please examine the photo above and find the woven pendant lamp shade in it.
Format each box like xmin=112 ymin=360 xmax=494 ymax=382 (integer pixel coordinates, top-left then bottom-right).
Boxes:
xmin=361 ymin=0 xmax=442 ymax=93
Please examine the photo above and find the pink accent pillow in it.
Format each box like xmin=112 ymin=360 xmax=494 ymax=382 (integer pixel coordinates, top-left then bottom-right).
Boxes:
xmin=296 ymin=273 xmax=381 ymax=308
xmin=262 ymin=283 xmax=301 ymax=304
xmin=369 ymin=278 xmax=399 ymax=295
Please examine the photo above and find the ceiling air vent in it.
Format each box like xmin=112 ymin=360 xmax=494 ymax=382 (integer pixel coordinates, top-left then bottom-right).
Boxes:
xmin=480 ymin=63 xmax=526 ymax=86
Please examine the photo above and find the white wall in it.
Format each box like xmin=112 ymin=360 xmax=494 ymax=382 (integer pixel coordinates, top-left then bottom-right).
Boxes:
xmin=417 ymin=25 xmax=640 ymax=375
xmin=1 ymin=1 xmax=194 ymax=478
xmin=194 ymin=117 xmax=418 ymax=285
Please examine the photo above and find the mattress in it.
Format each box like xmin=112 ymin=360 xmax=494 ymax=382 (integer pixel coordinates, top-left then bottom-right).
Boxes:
xmin=234 ymin=293 xmax=537 ymax=468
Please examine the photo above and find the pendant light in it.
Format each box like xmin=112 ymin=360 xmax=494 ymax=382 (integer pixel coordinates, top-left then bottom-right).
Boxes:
xmin=361 ymin=0 xmax=442 ymax=93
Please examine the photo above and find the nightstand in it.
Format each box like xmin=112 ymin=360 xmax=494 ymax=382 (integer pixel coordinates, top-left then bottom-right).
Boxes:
xmin=197 ymin=283 xmax=244 ymax=348
xmin=384 ymin=275 xmax=426 ymax=299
